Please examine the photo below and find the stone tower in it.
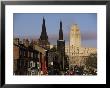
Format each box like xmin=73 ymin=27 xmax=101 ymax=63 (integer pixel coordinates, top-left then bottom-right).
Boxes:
xmin=57 ymin=21 xmax=65 ymax=71
xmin=70 ymin=24 xmax=81 ymax=47
xmin=39 ymin=17 xmax=50 ymax=50
xmin=69 ymin=24 xmax=81 ymax=66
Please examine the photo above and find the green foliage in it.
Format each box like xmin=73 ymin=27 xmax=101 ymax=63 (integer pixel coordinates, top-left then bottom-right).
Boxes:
xmin=85 ymin=53 xmax=97 ymax=69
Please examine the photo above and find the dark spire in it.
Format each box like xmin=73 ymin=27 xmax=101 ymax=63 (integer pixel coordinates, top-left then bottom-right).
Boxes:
xmin=43 ymin=17 xmax=45 ymax=25
xmin=40 ymin=17 xmax=48 ymax=40
xmin=59 ymin=21 xmax=63 ymax=40
xmin=60 ymin=21 xmax=62 ymax=29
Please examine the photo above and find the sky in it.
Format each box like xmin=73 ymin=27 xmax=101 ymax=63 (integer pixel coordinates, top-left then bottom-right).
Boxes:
xmin=13 ymin=13 xmax=97 ymax=48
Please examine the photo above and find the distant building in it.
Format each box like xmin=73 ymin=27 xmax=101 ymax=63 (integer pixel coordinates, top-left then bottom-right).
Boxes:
xmin=38 ymin=17 xmax=50 ymax=50
xmin=57 ymin=21 xmax=65 ymax=71
xmin=65 ymin=24 xmax=97 ymax=66
xmin=50 ymin=45 xmax=54 ymax=49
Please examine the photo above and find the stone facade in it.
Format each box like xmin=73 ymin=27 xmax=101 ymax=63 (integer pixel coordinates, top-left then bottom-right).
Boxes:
xmin=65 ymin=24 xmax=97 ymax=66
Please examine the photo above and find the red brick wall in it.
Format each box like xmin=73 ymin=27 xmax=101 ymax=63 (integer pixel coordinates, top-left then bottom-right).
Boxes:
xmin=13 ymin=45 xmax=19 ymax=60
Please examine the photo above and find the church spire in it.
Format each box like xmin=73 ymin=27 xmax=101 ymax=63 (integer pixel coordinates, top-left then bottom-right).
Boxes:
xmin=43 ymin=17 xmax=45 ymax=25
xmin=59 ymin=21 xmax=63 ymax=40
xmin=57 ymin=21 xmax=65 ymax=71
xmin=40 ymin=17 xmax=48 ymax=40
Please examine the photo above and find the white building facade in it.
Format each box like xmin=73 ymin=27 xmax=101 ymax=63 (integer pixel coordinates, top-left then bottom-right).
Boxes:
xmin=65 ymin=24 xmax=97 ymax=66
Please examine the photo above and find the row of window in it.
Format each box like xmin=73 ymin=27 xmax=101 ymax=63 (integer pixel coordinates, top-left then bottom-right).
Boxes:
xmin=19 ymin=48 xmax=38 ymax=59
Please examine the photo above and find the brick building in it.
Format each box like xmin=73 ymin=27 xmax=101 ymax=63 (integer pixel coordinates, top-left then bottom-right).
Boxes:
xmin=13 ymin=38 xmax=48 ymax=75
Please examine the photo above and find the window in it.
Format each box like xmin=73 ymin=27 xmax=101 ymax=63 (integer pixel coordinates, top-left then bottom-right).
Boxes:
xmin=30 ymin=61 xmax=33 ymax=67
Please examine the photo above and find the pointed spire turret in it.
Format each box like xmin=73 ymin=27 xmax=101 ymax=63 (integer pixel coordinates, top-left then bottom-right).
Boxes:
xmin=57 ymin=21 xmax=65 ymax=71
xmin=40 ymin=17 xmax=48 ymax=40
xmin=43 ymin=17 xmax=45 ymax=25
xmin=59 ymin=21 xmax=63 ymax=40
xmin=60 ymin=21 xmax=62 ymax=29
